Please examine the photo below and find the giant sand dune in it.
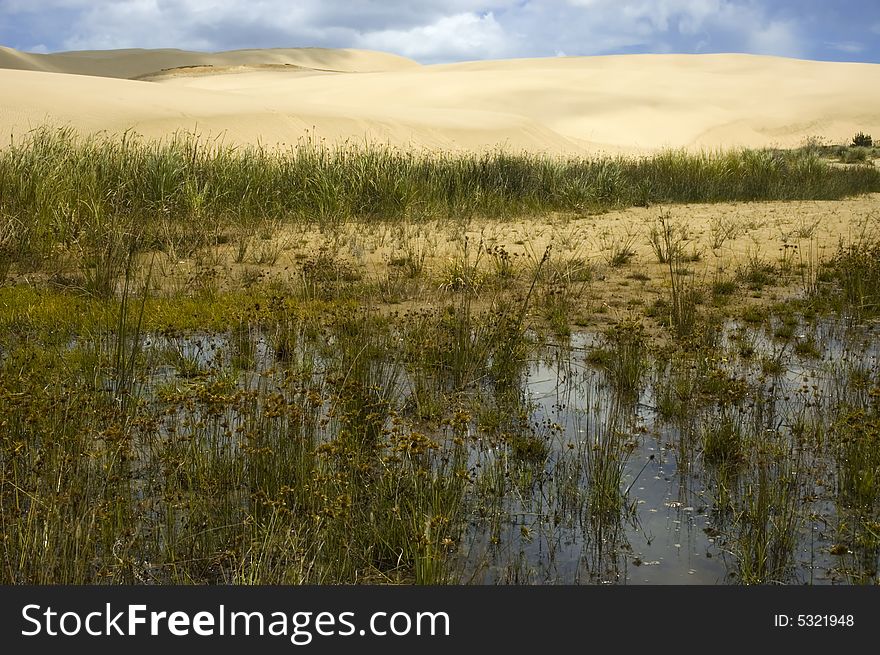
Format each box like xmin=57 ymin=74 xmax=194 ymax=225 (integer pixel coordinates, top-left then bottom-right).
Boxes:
xmin=1 ymin=45 xmax=879 ymax=153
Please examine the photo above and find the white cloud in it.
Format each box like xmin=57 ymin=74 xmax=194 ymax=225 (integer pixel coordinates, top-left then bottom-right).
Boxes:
xmin=747 ymin=21 xmax=803 ymax=58
xmin=358 ymin=12 xmax=509 ymax=62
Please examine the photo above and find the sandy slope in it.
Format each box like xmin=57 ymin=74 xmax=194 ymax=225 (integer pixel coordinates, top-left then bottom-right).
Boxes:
xmin=1 ymin=46 xmax=879 ymax=153
xmin=0 ymin=45 xmax=418 ymax=77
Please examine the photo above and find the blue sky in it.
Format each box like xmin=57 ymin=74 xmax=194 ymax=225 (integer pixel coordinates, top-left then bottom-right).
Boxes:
xmin=1 ymin=1 xmax=879 ymax=64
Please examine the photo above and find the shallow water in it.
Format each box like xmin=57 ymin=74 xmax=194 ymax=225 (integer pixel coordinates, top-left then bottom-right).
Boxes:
xmin=460 ymin=318 xmax=880 ymax=584
xmin=140 ymin=316 xmax=879 ymax=584
xmin=459 ymin=350 xmax=728 ymax=583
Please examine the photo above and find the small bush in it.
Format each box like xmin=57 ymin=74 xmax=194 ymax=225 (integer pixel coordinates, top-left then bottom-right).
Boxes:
xmin=712 ymin=278 xmax=738 ymax=298
xmin=852 ymin=132 xmax=873 ymax=148
xmin=821 ymin=241 xmax=880 ymax=319
xmin=842 ymin=147 xmax=869 ymax=164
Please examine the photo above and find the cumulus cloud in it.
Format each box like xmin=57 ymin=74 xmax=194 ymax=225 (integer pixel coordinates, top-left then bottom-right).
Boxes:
xmin=0 ymin=0 xmax=875 ymax=63
xmin=357 ymin=12 xmax=510 ymax=61
xmin=746 ymin=21 xmax=803 ymax=58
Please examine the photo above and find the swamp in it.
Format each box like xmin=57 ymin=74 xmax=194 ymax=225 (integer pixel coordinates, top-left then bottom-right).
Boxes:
xmin=2 ymin=128 xmax=879 ymax=584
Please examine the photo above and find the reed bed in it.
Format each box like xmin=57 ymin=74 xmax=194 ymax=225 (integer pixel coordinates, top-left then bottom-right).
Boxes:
xmin=2 ymin=127 xmax=880 ymax=585
xmin=2 ymin=127 xmax=878 ymax=278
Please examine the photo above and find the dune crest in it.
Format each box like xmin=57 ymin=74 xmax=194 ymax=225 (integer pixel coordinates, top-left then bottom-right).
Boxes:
xmin=0 ymin=45 xmax=419 ymax=78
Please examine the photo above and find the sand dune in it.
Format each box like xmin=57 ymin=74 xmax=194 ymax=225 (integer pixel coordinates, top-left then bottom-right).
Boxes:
xmin=1 ymin=45 xmax=879 ymax=153
xmin=0 ymin=45 xmax=418 ymax=78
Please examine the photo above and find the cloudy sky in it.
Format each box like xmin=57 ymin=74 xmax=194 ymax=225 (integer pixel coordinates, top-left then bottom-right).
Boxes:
xmin=2 ymin=1 xmax=879 ymax=64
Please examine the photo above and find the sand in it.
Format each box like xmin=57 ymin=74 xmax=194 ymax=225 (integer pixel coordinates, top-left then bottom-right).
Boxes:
xmin=137 ymin=191 xmax=879 ymax=340
xmin=1 ymin=46 xmax=878 ymax=153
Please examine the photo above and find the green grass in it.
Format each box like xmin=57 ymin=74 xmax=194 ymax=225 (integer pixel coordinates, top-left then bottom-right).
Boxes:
xmin=4 ymin=128 xmax=880 ymax=585
xmin=832 ymin=409 xmax=880 ymax=514
xmin=2 ymin=128 xmax=879 ymax=285
xmin=702 ymin=417 xmax=745 ymax=469
xmin=588 ymin=318 xmax=647 ymax=396
xmin=0 ymin=289 xmax=483 ymax=584
xmin=819 ymin=241 xmax=880 ymax=320
xmin=3 ymin=270 xmax=880 ymax=584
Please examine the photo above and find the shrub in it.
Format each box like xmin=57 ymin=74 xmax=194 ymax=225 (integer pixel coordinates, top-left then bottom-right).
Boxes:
xmin=842 ymin=147 xmax=869 ymax=164
xmin=852 ymin=132 xmax=873 ymax=148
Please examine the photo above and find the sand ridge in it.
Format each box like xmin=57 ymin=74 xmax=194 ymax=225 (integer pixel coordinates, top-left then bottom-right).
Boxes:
xmin=0 ymin=45 xmax=419 ymax=78
xmin=1 ymin=46 xmax=879 ymax=153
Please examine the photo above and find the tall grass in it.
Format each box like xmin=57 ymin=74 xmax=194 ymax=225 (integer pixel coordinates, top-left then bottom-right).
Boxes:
xmin=2 ymin=127 xmax=878 ymax=276
xmin=4 ymin=274 xmax=880 ymax=584
xmin=821 ymin=241 xmax=880 ymax=320
xmin=4 ymin=127 xmax=880 ymax=586
xmin=586 ymin=318 xmax=647 ymax=396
